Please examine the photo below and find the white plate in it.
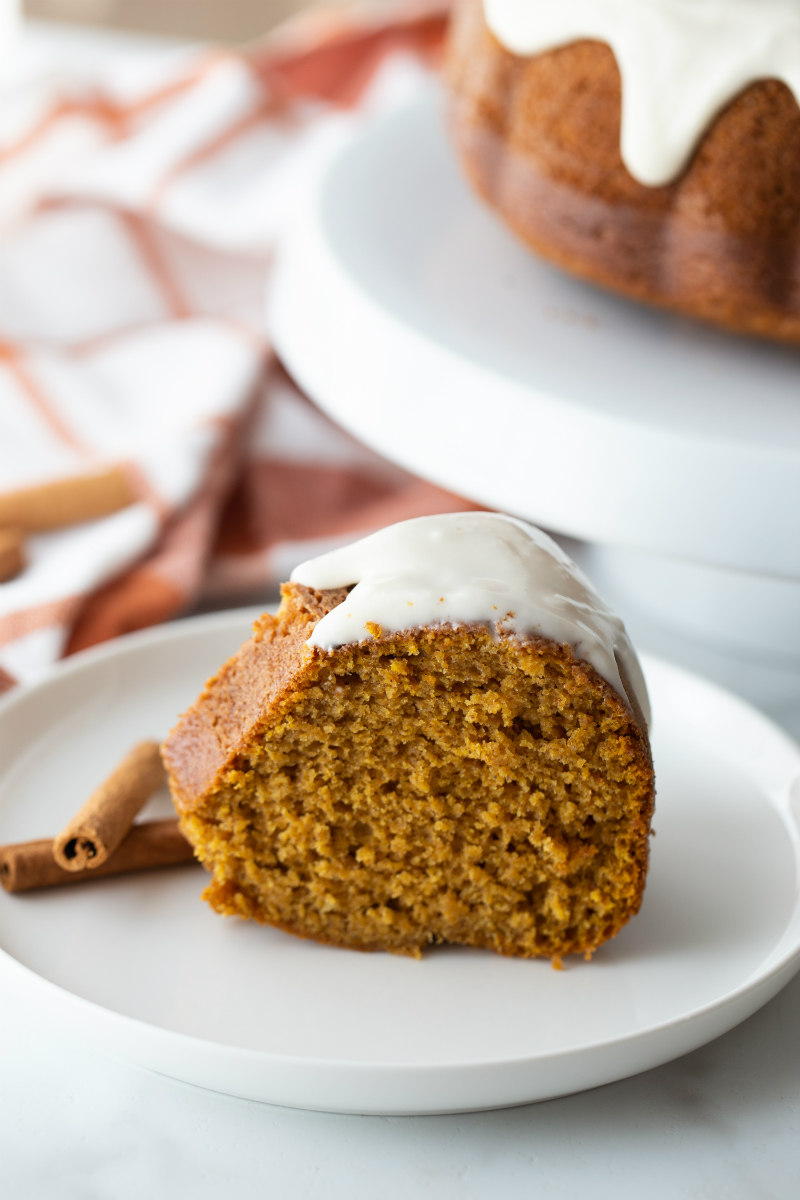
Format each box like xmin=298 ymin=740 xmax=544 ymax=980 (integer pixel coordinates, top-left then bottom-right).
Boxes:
xmin=1 ymin=611 xmax=799 ymax=1115
xmin=270 ymin=87 xmax=800 ymax=579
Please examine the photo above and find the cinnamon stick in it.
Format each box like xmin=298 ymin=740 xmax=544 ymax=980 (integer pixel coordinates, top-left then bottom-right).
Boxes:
xmin=0 ymin=819 xmax=195 ymax=893
xmin=0 ymin=466 xmax=136 ymax=533
xmin=0 ymin=527 xmax=26 ymax=582
xmin=53 ymin=740 xmax=165 ymax=871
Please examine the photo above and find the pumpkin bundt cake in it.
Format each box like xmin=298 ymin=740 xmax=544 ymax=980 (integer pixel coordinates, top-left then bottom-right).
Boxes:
xmin=163 ymin=514 xmax=655 ymax=961
xmin=446 ymin=0 xmax=800 ymax=343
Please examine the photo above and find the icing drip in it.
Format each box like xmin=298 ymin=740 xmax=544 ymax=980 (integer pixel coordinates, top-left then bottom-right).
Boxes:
xmin=291 ymin=512 xmax=650 ymax=726
xmin=483 ymin=0 xmax=800 ymax=186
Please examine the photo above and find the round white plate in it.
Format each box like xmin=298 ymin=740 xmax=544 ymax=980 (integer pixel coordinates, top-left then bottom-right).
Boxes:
xmin=270 ymin=87 xmax=800 ymax=579
xmin=1 ymin=611 xmax=799 ymax=1115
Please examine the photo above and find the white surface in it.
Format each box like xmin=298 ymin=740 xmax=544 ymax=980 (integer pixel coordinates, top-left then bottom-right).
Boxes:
xmin=0 ymin=1 xmax=20 ymax=78
xmin=583 ymin=542 xmax=800 ymax=662
xmin=270 ymin=88 xmax=800 ymax=580
xmin=1 ymin=974 xmax=798 ymax=1200
xmin=1 ymin=610 xmax=799 ymax=1117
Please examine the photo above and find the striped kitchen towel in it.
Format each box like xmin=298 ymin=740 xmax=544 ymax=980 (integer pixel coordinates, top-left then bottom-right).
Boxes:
xmin=0 ymin=0 xmax=474 ymax=690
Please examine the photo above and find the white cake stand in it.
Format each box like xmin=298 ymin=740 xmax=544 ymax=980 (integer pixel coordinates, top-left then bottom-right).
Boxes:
xmin=269 ymin=85 xmax=800 ymax=705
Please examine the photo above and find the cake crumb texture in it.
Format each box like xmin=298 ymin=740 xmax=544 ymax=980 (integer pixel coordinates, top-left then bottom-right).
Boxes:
xmin=164 ymin=584 xmax=655 ymax=961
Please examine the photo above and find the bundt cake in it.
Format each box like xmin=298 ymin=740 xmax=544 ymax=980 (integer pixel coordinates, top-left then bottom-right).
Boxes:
xmin=446 ymin=0 xmax=800 ymax=343
xmin=163 ymin=513 xmax=655 ymax=962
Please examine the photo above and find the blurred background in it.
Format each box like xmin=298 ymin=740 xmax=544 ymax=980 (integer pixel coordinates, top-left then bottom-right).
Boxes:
xmin=25 ymin=0 xmax=340 ymax=42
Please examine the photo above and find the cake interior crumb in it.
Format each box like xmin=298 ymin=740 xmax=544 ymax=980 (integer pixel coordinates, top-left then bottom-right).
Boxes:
xmin=181 ymin=622 xmax=653 ymax=960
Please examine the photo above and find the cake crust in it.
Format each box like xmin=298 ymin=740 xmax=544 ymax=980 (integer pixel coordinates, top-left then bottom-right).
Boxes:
xmin=164 ymin=585 xmax=349 ymax=814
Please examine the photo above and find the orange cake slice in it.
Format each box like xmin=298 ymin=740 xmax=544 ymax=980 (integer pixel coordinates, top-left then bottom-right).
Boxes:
xmin=163 ymin=513 xmax=655 ymax=960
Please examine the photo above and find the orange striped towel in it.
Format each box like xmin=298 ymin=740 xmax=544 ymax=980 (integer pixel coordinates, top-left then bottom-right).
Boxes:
xmin=0 ymin=1 xmax=474 ymax=691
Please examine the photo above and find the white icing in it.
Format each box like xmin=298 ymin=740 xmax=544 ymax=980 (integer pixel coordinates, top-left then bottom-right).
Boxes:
xmin=483 ymin=0 xmax=800 ymax=186
xmin=291 ymin=513 xmax=650 ymax=726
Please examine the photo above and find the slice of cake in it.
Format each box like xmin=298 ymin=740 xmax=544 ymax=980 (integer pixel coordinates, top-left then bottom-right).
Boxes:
xmin=163 ymin=513 xmax=655 ymax=961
